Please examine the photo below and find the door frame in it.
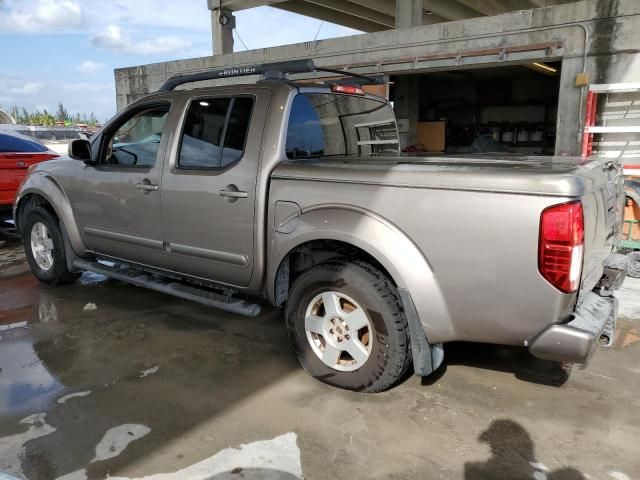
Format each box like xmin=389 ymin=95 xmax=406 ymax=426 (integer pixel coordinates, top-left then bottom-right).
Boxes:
xmin=159 ymin=88 xmax=271 ymax=289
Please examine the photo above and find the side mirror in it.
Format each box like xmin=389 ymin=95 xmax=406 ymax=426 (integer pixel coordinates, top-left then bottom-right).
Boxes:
xmin=68 ymin=139 xmax=94 ymax=163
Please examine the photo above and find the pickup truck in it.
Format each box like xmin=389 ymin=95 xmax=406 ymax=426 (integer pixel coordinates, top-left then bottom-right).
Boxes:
xmin=14 ymin=60 xmax=628 ymax=392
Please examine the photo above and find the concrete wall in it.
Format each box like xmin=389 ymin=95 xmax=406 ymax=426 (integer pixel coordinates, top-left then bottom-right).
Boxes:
xmin=115 ymin=0 xmax=640 ymax=156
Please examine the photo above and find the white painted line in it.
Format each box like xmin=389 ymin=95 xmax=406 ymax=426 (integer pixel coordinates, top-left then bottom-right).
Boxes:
xmin=0 ymin=413 xmax=56 ymax=478
xmin=140 ymin=366 xmax=159 ymax=378
xmin=109 ymin=432 xmax=302 ymax=480
xmin=55 ymin=469 xmax=87 ymax=480
xmin=616 ymin=277 xmax=640 ymax=321
xmin=82 ymin=303 xmax=98 ymax=311
xmin=57 ymin=391 xmax=92 ymax=404
xmin=93 ymin=424 xmax=151 ymax=462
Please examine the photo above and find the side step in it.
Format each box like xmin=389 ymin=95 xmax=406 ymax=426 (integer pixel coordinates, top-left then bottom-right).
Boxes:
xmin=72 ymin=259 xmax=261 ymax=317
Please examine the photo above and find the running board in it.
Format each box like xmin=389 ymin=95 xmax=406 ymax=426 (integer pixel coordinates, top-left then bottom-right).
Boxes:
xmin=72 ymin=259 xmax=261 ymax=317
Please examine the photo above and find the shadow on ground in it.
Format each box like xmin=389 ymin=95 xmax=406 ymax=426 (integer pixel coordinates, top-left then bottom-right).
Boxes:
xmin=424 ymin=342 xmax=571 ymax=388
xmin=465 ymin=419 xmax=585 ymax=480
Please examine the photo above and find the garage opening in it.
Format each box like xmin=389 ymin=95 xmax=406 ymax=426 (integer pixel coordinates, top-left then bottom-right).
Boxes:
xmin=392 ymin=61 xmax=562 ymax=155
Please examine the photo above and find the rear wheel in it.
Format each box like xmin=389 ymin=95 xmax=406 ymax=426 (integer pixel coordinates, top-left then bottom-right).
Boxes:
xmin=628 ymin=251 xmax=640 ymax=278
xmin=285 ymin=261 xmax=411 ymax=392
xmin=22 ymin=207 xmax=80 ymax=285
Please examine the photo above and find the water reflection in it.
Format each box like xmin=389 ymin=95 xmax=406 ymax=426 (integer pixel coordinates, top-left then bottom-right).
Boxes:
xmin=0 ymin=324 xmax=64 ymax=416
xmin=0 ymin=270 xmax=67 ymax=417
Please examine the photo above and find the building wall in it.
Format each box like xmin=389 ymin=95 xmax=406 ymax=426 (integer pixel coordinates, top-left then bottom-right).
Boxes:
xmin=115 ymin=0 xmax=640 ymax=156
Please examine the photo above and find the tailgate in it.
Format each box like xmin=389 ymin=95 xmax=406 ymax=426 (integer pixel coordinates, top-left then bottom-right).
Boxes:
xmin=579 ymin=158 xmax=626 ymax=294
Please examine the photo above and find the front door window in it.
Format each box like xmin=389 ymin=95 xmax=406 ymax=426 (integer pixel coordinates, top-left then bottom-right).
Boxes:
xmin=105 ymin=105 xmax=170 ymax=167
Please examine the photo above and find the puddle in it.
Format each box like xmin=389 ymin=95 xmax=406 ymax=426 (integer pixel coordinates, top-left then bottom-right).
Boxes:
xmin=77 ymin=271 xmax=109 ymax=286
xmin=0 ymin=265 xmax=299 ymax=480
xmin=0 ymin=330 xmax=65 ymax=416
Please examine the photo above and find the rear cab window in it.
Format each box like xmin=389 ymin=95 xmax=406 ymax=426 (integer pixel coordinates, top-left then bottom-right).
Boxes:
xmin=285 ymin=93 xmax=398 ymax=159
xmin=178 ymin=96 xmax=254 ymax=170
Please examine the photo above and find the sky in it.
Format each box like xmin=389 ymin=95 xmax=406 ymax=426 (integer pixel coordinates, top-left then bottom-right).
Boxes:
xmin=0 ymin=0 xmax=361 ymax=122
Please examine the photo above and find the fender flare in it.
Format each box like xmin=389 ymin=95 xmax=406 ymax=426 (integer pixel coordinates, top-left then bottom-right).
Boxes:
xmin=15 ymin=172 xmax=88 ymax=256
xmin=268 ymin=204 xmax=455 ymax=343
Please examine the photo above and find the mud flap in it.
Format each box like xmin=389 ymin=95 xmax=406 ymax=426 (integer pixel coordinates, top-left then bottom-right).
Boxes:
xmin=60 ymin=222 xmax=80 ymax=273
xmin=398 ymin=288 xmax=444 ymax=376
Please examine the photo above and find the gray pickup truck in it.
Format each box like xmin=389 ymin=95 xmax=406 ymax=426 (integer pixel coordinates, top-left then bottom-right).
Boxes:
xmin=14 ymin=60 xmax=628 ymax=392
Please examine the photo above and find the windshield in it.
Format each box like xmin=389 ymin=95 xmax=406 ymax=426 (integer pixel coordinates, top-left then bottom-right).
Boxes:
xmin=285 ymin=93 xmax=399 ymax=159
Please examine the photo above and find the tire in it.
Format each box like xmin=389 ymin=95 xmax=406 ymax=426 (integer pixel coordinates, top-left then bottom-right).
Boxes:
xmin=285 ymin=261 xmax=411 ymax=393
xmin=22 ymin=207 xmax=81 ymax=285
xmin=628 ymin=251 xmax=640 ymax=279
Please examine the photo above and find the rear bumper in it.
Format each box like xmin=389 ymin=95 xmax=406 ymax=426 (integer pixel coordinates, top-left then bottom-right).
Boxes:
xmin=528 ymin=293 xmax=617 ymax=365
xmin=528 ymin=252 xmax=628 ymax=365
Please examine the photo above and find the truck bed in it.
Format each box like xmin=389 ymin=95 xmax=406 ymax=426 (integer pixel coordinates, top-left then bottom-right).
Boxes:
xmin=274 ymin=154 xmax=615 ymax=197
xmin=271 ymin=153 xmax=625 ymax=344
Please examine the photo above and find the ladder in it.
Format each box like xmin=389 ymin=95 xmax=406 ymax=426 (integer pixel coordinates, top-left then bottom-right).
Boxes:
xmin=582 ymin=82 xmax=640 ymax=176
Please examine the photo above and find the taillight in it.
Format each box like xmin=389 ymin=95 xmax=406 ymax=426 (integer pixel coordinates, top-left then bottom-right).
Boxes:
xmin=538 ymin=201 xmax=584 ymax=293
xmin=331 ymin=84 xmax=364 ymax=95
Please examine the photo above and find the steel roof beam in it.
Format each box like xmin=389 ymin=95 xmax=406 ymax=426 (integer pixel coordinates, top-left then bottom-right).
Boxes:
xmin=302 ymin=0 xmax=397 ymax=28
xmin=423 ymin=0 xmax=483 ymax=20
xmin=273 ymin=1 xmax=388 ymax=32
xmin=217 ymin=0 xmax=289 ymax=11
xmin=455 ymin=0 xmax=531 ymax=15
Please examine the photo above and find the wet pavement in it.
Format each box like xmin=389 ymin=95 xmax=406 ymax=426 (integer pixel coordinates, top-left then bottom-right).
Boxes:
xmin=1 ymin=239 xmax=639 ymax=480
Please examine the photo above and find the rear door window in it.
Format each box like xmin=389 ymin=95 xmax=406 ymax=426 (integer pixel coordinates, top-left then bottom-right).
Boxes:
xmin=178 ymin=96 xmax=254 ymax=169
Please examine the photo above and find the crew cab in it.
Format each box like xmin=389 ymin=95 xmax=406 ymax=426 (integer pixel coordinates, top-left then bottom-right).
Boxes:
xmin=14 ymin=60 xmax=628 ymax=392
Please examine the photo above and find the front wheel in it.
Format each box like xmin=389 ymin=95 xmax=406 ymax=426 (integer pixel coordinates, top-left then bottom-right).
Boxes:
xmin=628 ymin=251 xmax=640 ymax=278
xmin=285 ymin=261 xmax=411 ymax=392
xmin=22 ymin=207 xmax=81 ymax=285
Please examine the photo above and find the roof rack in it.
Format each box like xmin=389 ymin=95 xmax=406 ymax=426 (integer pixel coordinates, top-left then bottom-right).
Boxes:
xmin=158 ymin=58 xmax=381 ymax=92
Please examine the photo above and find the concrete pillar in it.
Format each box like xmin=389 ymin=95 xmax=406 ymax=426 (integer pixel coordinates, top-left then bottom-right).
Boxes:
xmin=207 ymin=0 xmax=235 ymax=55
xmin=394 ymin=75 xmax=420 ymax=148
xmin=394 ymin=0 xmax=422 ymax=148
xmin=555 ymin=57 xmax=583 ymax=156
xmin=395 ymin=0 xmax=423 ymax=29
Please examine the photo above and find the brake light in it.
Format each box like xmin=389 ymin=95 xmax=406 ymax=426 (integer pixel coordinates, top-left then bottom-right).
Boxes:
xmin=331 ymin=84 xmax=364 ymax=95
xmin=538 ymin=201 xmax=584 ymax=293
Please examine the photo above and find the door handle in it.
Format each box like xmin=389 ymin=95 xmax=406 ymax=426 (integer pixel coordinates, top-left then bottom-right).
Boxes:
xmin=219 ymin=185 xmax=248 ymax=203
xmin=136 ymin=180 xmax=159 ymax=194
xmin=219 ymin=190 xmax=248 ymax=198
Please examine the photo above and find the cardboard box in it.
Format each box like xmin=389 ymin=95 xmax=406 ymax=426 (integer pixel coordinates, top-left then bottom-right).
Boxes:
xmin=417 ymin=121 xmax=446 ymax=152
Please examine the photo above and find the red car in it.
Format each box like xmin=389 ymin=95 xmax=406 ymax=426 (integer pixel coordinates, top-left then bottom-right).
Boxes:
xmin=0 ymin=131 xmax=59 ymax=215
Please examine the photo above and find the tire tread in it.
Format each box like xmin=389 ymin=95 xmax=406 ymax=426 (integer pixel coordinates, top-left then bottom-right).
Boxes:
xmin=286 ymin=260 xmax=411 ymax=393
